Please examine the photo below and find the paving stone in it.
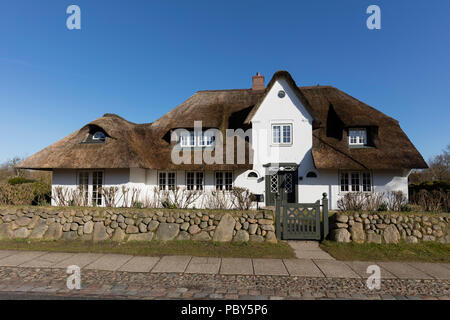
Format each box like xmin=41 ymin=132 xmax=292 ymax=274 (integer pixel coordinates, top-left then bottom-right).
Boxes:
xmin=220 ymin=258 xmax=253 ymax=275
xmin=0 ymin=251 xmax=47 ymax=267
xmin=53 ymin=253 xmax=105 ymax=269
xmin=185 ymin=257 xmax=221 ymax=274
xmin=19 ymin=252 xmax=75 ymax=268
xmin=313 ymin=259 xmax=361 ymax=278
xmin=0 ymin=250 xmax=19 ymax=260
xmin=118 ymin=256 xmax=160 ymax=273
xmin=343 ymin=261 xmax=397 ymax=279
xmin=85 ymin=254 xmax=133 ymax=271
xmin=283 ymin=259 xmax=325 ymax=277
xmin=151 ymin=256 xmax=191 ymax=273
xmin=407 ymin=262 xmax=450 ymax=280
xmin=379 ymin=262 xmax=434 ymax=279
xmin=253 ymin=258 xmax=288 ymax=276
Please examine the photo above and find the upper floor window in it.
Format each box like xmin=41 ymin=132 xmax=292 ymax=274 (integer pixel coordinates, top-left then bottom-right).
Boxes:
xmin=348 ymin=128 xmax=367 ymax=146
xmin=92 ymin=131 xmax=106 ymax=142
xmin=272 ymin=124 xmax=292 ymax=145
xmin=180 ymin=131 xmax=215 ymax=147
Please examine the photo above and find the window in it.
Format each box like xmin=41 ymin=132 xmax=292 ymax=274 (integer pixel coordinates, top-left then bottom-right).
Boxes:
xmin=92 ymin=131 xmax=106 ymax=142
xmin=306 ymin=171 xmax=317 ymax=178
xmin=340 ymin=172 xmax=349 ymax=192
xmin=272 ymin=124 xmax=292 ymax=145
xmin=180 ymin=132 xmax=195 ymax=147
xmin=77 ymin=172 xmax=89 ymax=204
xmin=198 ymin=131 xmax=215 ymax=147
xmin=340 ymin=171 xmax=372 ymax=192
xmin=215 ymin=171 xmax=232 ymax=191
xmin=159 ymin=172 xmax=176 ymax=190
xmin=362 ymin=172 xmax=372 ymax=192
xmin=351 ymin=172 xmax=360 ymax=192
xmin=348 ymin=128 xmax=367 ymax=146
xmin=247 ymin=171 xmax=258 ymax=179
xmin=92 ymin=171 xmax=103 ymax=206
xmin=186 ymin=171 xmax=204 ymax=191
xmin=180 ymin=130 xmax=216 ymax=147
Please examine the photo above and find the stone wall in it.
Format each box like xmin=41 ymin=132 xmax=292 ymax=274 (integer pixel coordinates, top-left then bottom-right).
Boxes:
xmin=0 ymin=207 xmax=276 ymax=243
xmin=329 ymin=212 xmax=450 ymax=244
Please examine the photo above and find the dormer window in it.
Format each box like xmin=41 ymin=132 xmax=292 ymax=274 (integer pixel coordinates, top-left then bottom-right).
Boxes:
xmin=180 ymin=130 xmax=215 ymax=147
xmin=92 ymin=131 xmax=106 ymax=142
xmin=348 ymin=128 xmax=366 ymax=146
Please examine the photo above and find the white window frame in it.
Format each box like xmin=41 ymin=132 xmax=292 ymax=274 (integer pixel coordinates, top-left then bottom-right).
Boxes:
xmin=186 ymin=171 xmax=204 ymax=191
xmin=272 ymin=123 xmax=292 ymax=145
xmin=348 ymin=128 xmax=367 ymax=146
xmin=180 ymin=131 xmax=195 ymax=147
xmin=158 ymin=171 xmax=177 ymax=191
xmin=339 ymin=171 xmax=372 ymax=193
xmin=197 ymin=131 xmax=215 ymax=147
xmin=92 ymin=171 xmax=104 ymax=206
xmin=77 ymin=171 xmax=90 ymax=205
xmin=215 ymin=171 xmax=233 ymax=191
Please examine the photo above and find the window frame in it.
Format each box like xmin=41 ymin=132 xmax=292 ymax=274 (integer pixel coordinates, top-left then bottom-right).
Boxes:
xmin=348 ymin=128 xmax=367 ymax=146
xmin=158 ymin=171 xmax=177 ymax=191
xmin=92 ymin=171 xmax=104 ymax=206
xmin=339 ymin=171 xmax=372 ymax=193
xmin=77 ymin=171 xmax=90 ymax=205
xmin=186 ymin=171 xmax=204 ymax=191
xmin=272 ymin=123 xmax=293 ymax=145
xmin=215 ymin=171 xmax=233 ymax=191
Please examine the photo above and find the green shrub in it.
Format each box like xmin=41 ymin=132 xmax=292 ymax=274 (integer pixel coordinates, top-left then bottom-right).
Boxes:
xmin=378 ymin=203 xmax=388 ymax=211
xmin=8 ymin=177 xmax=35 ymax=185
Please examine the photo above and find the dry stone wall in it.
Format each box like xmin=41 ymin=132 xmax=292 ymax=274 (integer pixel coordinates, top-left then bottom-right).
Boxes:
xmin=329 ymin=212 xmax=450 ymax=244
xmin=0 ymin=207 xmax=276 ymax=243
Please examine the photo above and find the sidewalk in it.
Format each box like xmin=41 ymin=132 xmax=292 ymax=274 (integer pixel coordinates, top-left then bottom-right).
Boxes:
xmin=0 ymin=250 xmax=449 ymax=280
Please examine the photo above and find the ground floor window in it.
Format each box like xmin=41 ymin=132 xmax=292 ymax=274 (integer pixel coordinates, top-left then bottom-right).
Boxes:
xmin=215 ymin=171 xmax=232 ymax=191
xmin=92 ymin=171 xmax=103 ymax=206
xmin=77 ymin=171 xmax=89 ymax=204
xmin=186 ymin=171 xmax=204 ymax=191
xmin=340 ymin=171 xmax=372 ymax=192
xmin=159 ymin=171 xmax=176 ymax=190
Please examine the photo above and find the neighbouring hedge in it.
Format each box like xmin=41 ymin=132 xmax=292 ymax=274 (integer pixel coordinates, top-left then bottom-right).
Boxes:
xmin=0 ymin=182 xmax=51 ymax=206
xmin=409 ymin=181 xmax=450 ymax=213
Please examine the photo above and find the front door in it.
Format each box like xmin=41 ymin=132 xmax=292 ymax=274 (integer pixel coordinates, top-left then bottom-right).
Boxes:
xmin=265 ymin=169 xmax=297 ymax=206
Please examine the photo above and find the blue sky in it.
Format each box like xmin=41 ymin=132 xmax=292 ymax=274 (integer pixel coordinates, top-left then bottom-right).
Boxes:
xmin=0 ymin=0 xmax=449 ymax=164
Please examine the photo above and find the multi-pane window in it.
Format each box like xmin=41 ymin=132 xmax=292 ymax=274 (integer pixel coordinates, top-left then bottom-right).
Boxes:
xmin=340 ymin=171 xmax=372 ymax=192
xmin=215 ymin=171 xmax=233 ymax=191
xmin=340 ymin=172 xmax=349 ymax=192
xmin=362 ymin=172 xmax=372 ymax=192
xmin=78 ymin=172 xmax=89 ymax=204
xmin=351 ymin=172 xmax=360 ymax=192
xmin=186 ymin=172 xmax=204 ymax=191
xmin=198 ymin=132 xmax=215 ymax=147
xmin=92 ymin=171 xmax=103 ymax=206
xmin=272 ymin=124 xmax=292 ymax=145
xmin=180 ymin=131 xmax=215 ymax=147
xmin=348 ymin=129 xmax=367 ymax=146
xmin=180 ymin=132 xmax=195 ymax=147
xmin=159 ymin=172 xmax=176 ymax=190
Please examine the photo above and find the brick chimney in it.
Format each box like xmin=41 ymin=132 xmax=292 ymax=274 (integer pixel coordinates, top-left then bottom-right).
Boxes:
xmin=251 ymin=72 xmax=265 ymax=91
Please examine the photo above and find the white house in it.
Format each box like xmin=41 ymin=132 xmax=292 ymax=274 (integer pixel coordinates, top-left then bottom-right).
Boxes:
xmin=17 ymin=71 xmax=427 ymax=210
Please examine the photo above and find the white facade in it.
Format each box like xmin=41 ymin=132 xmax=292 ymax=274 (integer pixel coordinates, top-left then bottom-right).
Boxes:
xmin=51 ymin=79 xmax=411 ymax=210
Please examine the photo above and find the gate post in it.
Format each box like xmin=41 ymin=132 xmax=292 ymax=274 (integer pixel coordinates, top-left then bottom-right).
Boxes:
xmin=275 ymin=194 xmax=281 ymax=239
xmin=322 ymin=193 xmax=329 ymax=240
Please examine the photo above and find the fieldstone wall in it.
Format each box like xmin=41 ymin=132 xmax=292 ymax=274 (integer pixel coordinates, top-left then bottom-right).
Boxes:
xmin=0 ymin=207 xmax=276 ymax=243
xmin=329 ymin=212 xmax=450 ymax=244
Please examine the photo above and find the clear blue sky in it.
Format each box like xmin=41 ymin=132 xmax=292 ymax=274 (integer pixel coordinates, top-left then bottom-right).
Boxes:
xmin=0 ymin=0 xmax=449 ymax=164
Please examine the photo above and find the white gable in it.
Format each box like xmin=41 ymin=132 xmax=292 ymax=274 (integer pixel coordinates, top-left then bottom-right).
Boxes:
xmin=250 ymin=78 xmax=313 ymax=167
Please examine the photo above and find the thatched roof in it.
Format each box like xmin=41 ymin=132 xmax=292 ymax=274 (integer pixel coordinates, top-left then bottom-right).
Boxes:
xmin=17 ymin=71 xmax=427 ymax=171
